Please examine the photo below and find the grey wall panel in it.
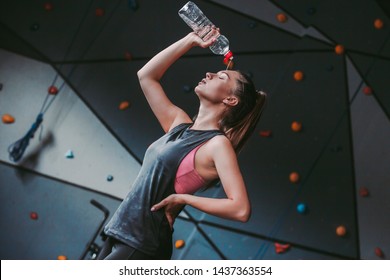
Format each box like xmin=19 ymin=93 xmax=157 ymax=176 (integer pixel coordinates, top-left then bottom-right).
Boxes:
xmin=273 ymin=0 xmax=389 ymax=54
xmin=0 ymin=49 xmax=141 ymax=199
xmin=0 ymin=161 xmax=120 ymax=260
xmin=348 ymin=54 xmax=390 ymax=116
xmin=350 ymin=82 xmax=390 ymax=260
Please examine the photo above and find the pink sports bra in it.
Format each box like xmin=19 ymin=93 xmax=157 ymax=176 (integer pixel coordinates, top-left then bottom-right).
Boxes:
xmin=175 ymin=145 xmax=206 ymax=194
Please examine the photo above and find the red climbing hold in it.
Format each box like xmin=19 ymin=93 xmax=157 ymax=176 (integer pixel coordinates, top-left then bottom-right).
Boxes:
xmin=44 ymin=2 xmax=53 ymax=11
xmin=363 ymin=86 xmax=372 ymax=95
xmin=30 ymin=212 xmax=38 ymax=220
xmin=275 ymin=242 xmax=291 ymax=254
xmin=95 ymin=8 xmax=105 ymax=17
xmin=259 ymin=130 xmax=272 ymax=137
xmin=359 ymin=187 xmax=369 ymax=197
xmin=48 ymin=86 xmax=58 ymax=95
xmin=375 ymin=247 xmax=384 ymax=258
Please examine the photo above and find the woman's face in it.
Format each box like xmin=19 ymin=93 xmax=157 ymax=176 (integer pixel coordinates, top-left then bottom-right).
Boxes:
xmin=195 ymin=70 xmax=240 ymax=104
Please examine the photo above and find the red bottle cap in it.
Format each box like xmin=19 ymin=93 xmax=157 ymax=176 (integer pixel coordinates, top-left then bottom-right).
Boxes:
xmin=223 ymin=50 xmax=233 ymax=64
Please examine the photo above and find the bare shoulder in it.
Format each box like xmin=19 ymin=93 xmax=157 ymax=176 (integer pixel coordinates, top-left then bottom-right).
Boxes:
xmin=167 ymin=108 xmax=193 ymax=132
xmin=205 ymin=135 xmax=235 ymax=156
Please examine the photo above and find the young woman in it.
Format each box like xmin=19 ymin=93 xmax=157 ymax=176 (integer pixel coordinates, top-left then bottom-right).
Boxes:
xmin=97 ymin=31 xmax=267 ymax=260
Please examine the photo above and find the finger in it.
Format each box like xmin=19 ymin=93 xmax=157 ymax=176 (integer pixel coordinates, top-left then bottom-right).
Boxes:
xmin=166 ymin=213 xmax=174 ymax=229
xmin=151 ymin=201 xmax=164 ymax=211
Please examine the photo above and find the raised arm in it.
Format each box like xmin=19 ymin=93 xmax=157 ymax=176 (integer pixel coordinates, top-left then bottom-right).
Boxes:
xmin=137 ymin=32 xmax=216 ymax=132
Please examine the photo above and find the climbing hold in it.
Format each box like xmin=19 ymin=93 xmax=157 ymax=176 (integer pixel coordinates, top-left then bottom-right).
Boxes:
xmin=259 ymin=130 xmax=272 ymax=137
xmin=2 ymin=114 xmax=15 ymax=124
xmin=124 ymin=51 xmax=132 ymax=61
xmin=57 ymin=255 xmax=67 ymax=260
xmin=65 ymin=150 xmax=74 ymax=159
xmin=375 ymin=247 xmax=384 ymax=258
xmin=291 ymin=121 xmax=302 ymax=132
xmin=30 ymin=212 xmax=38 ymax=220
xmin=182 ymin=85 xmax=192 ymax=93
xmin=336 ymin=225 xmax=347 ymax=237
xmin=48 ymin=85 xmax=59 ymax=95
xmin=44 ymin=2 xmax=53 ymax=11
xmin=289 ymin=172 xmax=300 ymax=184
xmin=326 ymin=65 xmax=334 ymax=72
xmin=248 ymin=20 xmax=257 ymax=29
xmin=274 ymin=242 xmax=290 ymax=254
xmin=128 ymin=0 xmax=139 ymax=11
xmin=276 ymin=13 xmax=288 ymax=23
xmin=307 ymin=7 xmax=316 ymax=15
xmin=95 ymin=8 xmax=105 ymax=17
xmin=293 ymin=71 xmax=304 ymax=81
xmin=175 ymin=239 xmax=185 ymax=249
xmin=30 ymin=23 xmax=40 ymax=31
xmin=296 ymin=203 xmax=307 ymax=214
xmin=334 ymin=44 xmax=345 ymax=55
xmin=359 ymin=187 xmax=369 ymax=197
xmin=374 ymin=19 xmax=384 ymax=29
xmin=119 ymin=101 xmax=130 ymax=110
xmin=107 ymin=175 xmax=114 ymax=182
xmin=363 ymin=86 xmax=372 ymax=95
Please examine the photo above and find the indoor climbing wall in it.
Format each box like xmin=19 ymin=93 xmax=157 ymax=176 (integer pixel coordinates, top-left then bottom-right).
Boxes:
xmin=0 ymin=0 xmax=389 ymax=260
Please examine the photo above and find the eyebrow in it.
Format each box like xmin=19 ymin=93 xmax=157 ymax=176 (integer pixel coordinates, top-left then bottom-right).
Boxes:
xmin=220 ymin=71 xmax=230 ymax=79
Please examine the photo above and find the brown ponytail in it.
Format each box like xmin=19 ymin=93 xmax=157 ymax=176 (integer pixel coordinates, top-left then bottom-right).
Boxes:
xmin=219 ymin=71 xmax=267 ymax=153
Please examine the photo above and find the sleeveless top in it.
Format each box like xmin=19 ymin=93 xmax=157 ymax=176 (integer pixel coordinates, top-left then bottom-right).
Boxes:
xmin=175 ymin=144 xmax=206 ymax=194
xmin=103 ymin=123 xmax=223 ymax=257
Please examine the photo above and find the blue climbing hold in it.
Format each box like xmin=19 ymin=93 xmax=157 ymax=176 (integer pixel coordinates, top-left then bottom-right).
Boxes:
xmin=107 ymin=175 xmax=114 ymax=182
xmin=297 ymin=203 xmax=307 ymax=214
xmin=65 ymin=150 xmax=74 ymax=159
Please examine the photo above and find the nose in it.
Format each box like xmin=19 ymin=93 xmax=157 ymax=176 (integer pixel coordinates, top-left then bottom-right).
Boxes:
xmin=206 ymin=72 xmax=213 ymax=79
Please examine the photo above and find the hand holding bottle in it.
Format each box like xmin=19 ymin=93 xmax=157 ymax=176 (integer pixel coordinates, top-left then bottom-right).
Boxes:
xmin=187 ymin=27 xmax=219 ymax=48
xmin=179 ymin=1 xmax=233 ymax=63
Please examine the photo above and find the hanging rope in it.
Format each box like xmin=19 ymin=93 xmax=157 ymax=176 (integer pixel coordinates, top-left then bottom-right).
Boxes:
xmin=8 ymin=0 xmax=122 ymax=162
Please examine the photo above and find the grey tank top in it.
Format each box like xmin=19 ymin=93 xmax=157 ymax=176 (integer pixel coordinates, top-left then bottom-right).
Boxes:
xmin=104 ymin=123 xmax=224 ymax=256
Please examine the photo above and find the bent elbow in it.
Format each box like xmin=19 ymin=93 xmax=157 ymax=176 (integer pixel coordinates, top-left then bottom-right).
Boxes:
xmin=236 ymin=207 xmax=251 ymax=223
xmin=137 ymin=69 xmax=145 ymax=81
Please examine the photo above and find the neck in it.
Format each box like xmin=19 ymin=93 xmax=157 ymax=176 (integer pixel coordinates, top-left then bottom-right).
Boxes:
xmin=191 ymin=103 xmax=225 ymax=130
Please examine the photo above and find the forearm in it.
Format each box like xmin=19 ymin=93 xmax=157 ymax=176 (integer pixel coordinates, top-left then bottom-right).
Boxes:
xmin=137 ymin=33 xmax=195 ymax=81
xmin=181 ymin=194 xmax=251 ymax=223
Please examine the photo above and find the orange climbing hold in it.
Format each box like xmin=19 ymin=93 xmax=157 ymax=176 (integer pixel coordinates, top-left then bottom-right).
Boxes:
xmin=276 ymin=13 xmax=288 ymax=23
xmin=57 ymin=255 xmax=67 ymax=260
xmin=119 ymin=101 xmax=130 ymax=110
xmin=336 ymin=225 xmax=347 ymax=237
xmin=291 ymin=121 xmax=302 ymax=132
xmin=293 ymin=71 xmax=304 ymax=81
xmin=2 ymin=114 xmax=15 ymax=124
xmin=274 ymin=242 xmax=291 ymax=254
xmin=335 ymin=44 xmax=345 ymax=55
xmin=175 ymin=239 xmax=185 ymax=249
xmin=374 ymin=19 xmax=384 ymax=29
xmin=289 ymin=172 xmax=300 ymax=184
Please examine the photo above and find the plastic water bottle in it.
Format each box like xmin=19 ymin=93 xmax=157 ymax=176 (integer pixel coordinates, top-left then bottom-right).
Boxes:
xmin=178 ymin=1 xmax=233 ymax=63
